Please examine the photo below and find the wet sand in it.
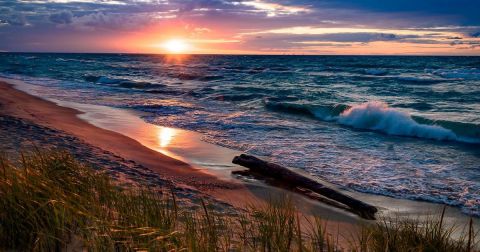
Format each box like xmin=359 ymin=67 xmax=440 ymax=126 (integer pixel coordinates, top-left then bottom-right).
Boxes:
xmin=0 ymin=79 xmax=359 ymax=211
xmin=0 ymin=80 xmax=252 ymax=205
xmin=1 ymin=77 xmax=477 ymax=247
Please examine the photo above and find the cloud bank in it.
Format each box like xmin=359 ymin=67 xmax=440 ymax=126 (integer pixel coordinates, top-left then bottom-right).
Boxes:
xmin=0 ymin=0 xmax=479 ymax=54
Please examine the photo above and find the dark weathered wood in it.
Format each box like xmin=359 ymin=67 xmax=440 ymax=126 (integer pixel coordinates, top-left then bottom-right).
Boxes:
xmin=232 ymin=154 xmax=378 ymax=219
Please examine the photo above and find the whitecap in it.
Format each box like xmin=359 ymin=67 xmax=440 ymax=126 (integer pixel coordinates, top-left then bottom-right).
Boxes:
xmin=336 ymin=101 xmax=458 ymax=141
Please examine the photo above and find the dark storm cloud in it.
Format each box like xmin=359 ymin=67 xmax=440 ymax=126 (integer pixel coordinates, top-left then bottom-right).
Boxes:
xmin=281 ymin=0 xmax=480 ymax=25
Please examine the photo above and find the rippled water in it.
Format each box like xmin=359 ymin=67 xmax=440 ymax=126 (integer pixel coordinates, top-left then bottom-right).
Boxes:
xmin=1 ymin=53 xmax=479 ymax=215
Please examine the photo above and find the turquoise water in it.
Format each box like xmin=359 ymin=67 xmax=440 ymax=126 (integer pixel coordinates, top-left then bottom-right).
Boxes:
xmin=1 ymin=53 xmax=479 ymax=215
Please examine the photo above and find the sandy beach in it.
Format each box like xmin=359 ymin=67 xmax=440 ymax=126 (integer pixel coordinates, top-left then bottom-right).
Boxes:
xmin=0 ymin=78 xmax=369 ymax=245
xmin=2 ymin=0 xmax=479 ymax=249
xmin=0 ymin=80 xmax=259 ymax=207
xmin=1 ymin=77 xmax=478 ymax=249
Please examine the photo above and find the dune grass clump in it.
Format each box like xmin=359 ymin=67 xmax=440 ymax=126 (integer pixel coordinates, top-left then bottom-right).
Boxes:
xmin=0 ymin=149 xmax=336 ymax=251
xmin=0 ymin=150 xmax=182 ymax=251
xmin=0 ymin=149 xmax=477 ymax=251
xmin=236 ymin=197 xmax=337 ymax=251
xmin=353 ymin=210 xmax=478 ymax=252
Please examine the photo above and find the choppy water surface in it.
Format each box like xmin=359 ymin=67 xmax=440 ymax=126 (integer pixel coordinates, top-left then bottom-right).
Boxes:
xmin=1 ymin=53 xmax=479 ymax=215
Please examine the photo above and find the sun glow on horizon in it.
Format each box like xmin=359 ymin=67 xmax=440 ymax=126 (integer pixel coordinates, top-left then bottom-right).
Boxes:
xmin=162 ymin=39 xmax=190 ymax=54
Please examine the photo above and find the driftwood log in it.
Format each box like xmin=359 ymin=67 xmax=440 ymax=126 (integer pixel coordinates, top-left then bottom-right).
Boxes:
xmin=232 ymin=154 xmax=378 ymax=220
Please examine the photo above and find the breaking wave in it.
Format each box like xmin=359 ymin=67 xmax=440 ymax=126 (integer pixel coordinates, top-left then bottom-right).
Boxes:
xmin=337 ymin=102 xmax=457 ymax=141
xmin=265 ymin=100 xmax=480 ymax=144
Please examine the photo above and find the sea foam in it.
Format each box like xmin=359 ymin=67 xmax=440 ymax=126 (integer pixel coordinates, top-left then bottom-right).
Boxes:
xmin=396 ymin=75 xmax=446 ymax=83
xmin=265 ymin=100 xmax=480 ymax=143
xmin=336 ymin=101 xmax=458 ymax=141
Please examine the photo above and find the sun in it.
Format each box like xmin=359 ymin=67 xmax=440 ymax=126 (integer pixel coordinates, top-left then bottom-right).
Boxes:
xmin=163 ymin=39 xmax=189 ymax=54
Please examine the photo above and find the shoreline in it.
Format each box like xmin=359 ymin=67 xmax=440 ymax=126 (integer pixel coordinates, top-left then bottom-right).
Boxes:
xmin=1 ymin=77 xmax=478 ymax=243
xmin=0 ymin=80 xmax=253 ymax=206
xmin=0 ymin=79 xmax=362 ymax=216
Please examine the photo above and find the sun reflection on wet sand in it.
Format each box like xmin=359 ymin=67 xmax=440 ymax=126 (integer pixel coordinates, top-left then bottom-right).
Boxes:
xmin=158 ymin=127 xmax=176 ymax=148
xmin=67 ymin=100 xmax=241 ymax=178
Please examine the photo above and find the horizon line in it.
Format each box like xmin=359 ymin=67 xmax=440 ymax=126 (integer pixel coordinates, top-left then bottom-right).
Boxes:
xmin=1 ymin=51 xmax=480 ymax=57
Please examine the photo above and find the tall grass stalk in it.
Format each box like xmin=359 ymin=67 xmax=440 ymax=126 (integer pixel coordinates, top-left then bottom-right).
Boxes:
xmin=0 ymin=149 xmax=477 ymax=251
xmin=352 ymin=211 xmax=478 ymax=252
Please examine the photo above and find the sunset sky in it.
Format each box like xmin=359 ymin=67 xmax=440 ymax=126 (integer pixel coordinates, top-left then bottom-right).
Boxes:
xmin=1 ymin=0 xmax=480 ymax=55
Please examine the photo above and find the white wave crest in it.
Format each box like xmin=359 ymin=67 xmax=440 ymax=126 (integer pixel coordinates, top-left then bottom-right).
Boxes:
xmin=336 ymin=101 xmax=459 ymax=141
xmin=432 ymin=69 xmax=480 ymax=80
xmin=397 ymin=75 xmax=446 ymax=83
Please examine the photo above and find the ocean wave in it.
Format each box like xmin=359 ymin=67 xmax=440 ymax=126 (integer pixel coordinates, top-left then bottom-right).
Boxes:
xmin=397 ymin=75 xmax=447 ymax=83
xmin=129 ymin=104 xmax=192 ymax=115
xmin=392 ymin=102 xmax=433 ymax=111
xmin=264 ymin=100 xmax=312 ymax=117
xmin=264 ymin=100 xmax=347 ymax=119
xmin=84 ymin=75 xmax=164 ymax=89
xmin=265 ymin=100 xmax=480 ymax=144
xmin=84 ymin=75 xmax=117 ymax=84
xmin=222 ymin=66 xmax=248 ymax=71
xmin=342 ymin=103 xmax=480 ymax=143
xmin=413 ymin=116 xmax=480 ymax=139
xmin=168 ymin=73 xmax=224 ymax=81
xmin=198 ymin=75 xmax=224 ymax=81
xmin=269 ymin=66 xmax=291 ymax=72
xmin=432 ymin=69 xmax=480 ymax=80
xmin=56 ymin=58 xmax=96 ymax=63
xmin=364 ymin=68 xmax=388 ymax=75
xmin=145 ymin=89 xmax=185 ymax=96
xmin=117 ymin=81 xmax=161 ymax=89
xmin=213 ymin=93 xmax=264 ymax=101
xmin=336 ymin=102 xmax=459 ymax=141
xmin=232 ymin=86 xmax=270 ymax=93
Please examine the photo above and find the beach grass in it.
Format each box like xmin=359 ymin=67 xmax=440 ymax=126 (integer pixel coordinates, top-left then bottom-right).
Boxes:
xmin=0 ymin=149 xmax=477 ymax=251
xmin=352 ymin=210 xmax=478 ymax=252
